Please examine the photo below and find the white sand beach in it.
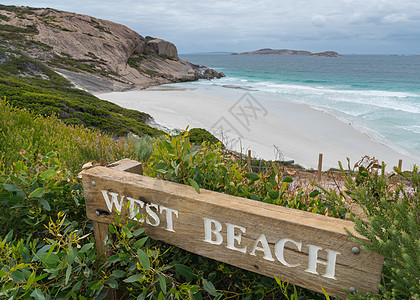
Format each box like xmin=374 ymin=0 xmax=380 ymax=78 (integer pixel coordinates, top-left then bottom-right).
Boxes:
xmin=99 ymin=85 xmax=419 ymax=170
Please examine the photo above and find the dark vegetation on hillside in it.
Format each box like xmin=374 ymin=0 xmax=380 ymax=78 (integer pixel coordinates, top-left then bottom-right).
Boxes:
xmin=0 ymin=48 xmax=163 ymax=137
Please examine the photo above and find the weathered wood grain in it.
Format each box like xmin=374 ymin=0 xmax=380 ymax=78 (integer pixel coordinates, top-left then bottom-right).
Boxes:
xmin=81 ymin=164 xmax=383 ymax=298
xmin=106 ymin=158 xmax=143 ymax=175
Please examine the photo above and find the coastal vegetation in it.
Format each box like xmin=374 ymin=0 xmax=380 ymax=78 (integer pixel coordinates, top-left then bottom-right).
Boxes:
xmin=335 ymin=163 xmax=419 ymax=298
xmin=0 ymin=97 xmax=418 ymax=299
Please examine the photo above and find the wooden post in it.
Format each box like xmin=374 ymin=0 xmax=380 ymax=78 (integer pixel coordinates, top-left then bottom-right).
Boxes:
xmin=382 ymin=161 xmax=385 ymax=176
xmin=93 ymin=221 xmax=109 ymax=256
xmin=87 ymin=159 xmax=143 ymax=300
xmin=398 ymin=159 xmax=403 ymax=171
xmin=247 ymin=149 xmax=252 ymax=172
xmin=317 ymin=153 xmax=323 ymax=181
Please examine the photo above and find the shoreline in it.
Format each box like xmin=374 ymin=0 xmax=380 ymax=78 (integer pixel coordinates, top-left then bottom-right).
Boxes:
xmin=98 ymin=84 xmax=419 ymax=170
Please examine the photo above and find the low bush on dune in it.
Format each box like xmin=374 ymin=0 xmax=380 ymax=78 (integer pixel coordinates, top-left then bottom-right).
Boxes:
xmin=0 ymin=101 xmax=418 ymax=299
xmin=187 ymin=127 xmax=221 ymax=146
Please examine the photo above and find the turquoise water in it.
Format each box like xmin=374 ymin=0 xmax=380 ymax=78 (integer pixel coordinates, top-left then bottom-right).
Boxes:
xmin=179 ymin=54 xmax=420 ymax=160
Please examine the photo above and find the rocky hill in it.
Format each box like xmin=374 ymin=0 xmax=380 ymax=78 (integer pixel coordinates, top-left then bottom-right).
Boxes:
xmin=231 ymin=48 xmax=339 ymax=57
xmin=0 ymin=5 xmax=224 ymax=93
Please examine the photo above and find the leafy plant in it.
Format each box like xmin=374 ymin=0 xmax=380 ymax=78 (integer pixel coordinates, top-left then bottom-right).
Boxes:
xmin=127 ymin=134 xmax=156 ymax=162
xmin=0 ymin=151 xmax=84 ymax=238
xmin=0 ymin=212 xmax=103 ymax=299
xmin=101 ymin=215 xmax=208 ymax=299
xmin=146 ymin=131 xmax=346 ymax=218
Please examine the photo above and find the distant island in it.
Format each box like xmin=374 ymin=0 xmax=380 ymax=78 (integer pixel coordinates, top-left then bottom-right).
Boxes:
xmin=231 ymin=48 xmax=340 ymax=57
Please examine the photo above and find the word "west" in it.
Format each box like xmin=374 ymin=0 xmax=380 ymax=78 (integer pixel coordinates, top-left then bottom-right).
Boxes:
xmin=101 ymin=190 xmax=179 ymax=232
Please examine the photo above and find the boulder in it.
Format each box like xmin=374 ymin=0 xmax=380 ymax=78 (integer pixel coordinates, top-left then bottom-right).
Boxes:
xmin=145 ymin=39 xmax=178 ymax=59
xmin=202 ymin=68 xmax=226 ymax=79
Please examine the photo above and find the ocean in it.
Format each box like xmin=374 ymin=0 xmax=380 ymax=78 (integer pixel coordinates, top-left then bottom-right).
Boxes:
xmin=178 ymin=54 xmax=420 ymax=161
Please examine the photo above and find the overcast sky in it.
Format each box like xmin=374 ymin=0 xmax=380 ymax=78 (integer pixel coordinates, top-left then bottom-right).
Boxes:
xmin=3 ymin=0 xmax=420 ymax=54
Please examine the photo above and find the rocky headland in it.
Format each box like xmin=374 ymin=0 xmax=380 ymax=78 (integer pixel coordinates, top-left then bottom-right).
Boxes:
xmin=0 ymin=5 xmax=224 ymax=93
xmin=231 ymin=48 xmax=340 ymax=57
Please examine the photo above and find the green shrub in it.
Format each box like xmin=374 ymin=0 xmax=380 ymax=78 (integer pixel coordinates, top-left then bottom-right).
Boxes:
xmin=0 ymin=211 xmax=252 ymax=299
xmin=188 ymin=127 xmax=221 ymax=145
xmin=0 ymin=213 xmax=102 ymax=299
xmin=144 ymin=69 xmax=157 ymax=76
xmin=127 ymin=56 xmax=144 ymax=68
xmin=322 ymin=159 xmax=420 ymax=299
xmin=0 ymin=14 xmax=10 ymax=21
xmin=127 ymin=134 xmax=156 ymax=162
xmin=145 ymin=36 xmax=156 ymax=41
xmin=0 ymin=24 xmax=38 ymax=35
xmin=159 ymin=54 xmax=176 ymax=61
xmin=102 ymin=217 xmax=209 ymax=299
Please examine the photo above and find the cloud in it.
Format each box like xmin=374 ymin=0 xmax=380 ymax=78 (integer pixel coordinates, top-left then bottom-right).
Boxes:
xmin=382 ymin=13 xmax=408 ymax=24
xmin=2 ymin=0 xmax=420 ymax=53
xmin=312 ymin=15 xmax=327 ymax=27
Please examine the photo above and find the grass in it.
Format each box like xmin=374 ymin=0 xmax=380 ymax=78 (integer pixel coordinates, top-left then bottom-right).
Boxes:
xmin=0 ymin=98 xmax=136 ymax=171
xmin=159 ymin=54 xmax=176 ymax=60
xmin=127 ymin=55 xmax=144 ymax=68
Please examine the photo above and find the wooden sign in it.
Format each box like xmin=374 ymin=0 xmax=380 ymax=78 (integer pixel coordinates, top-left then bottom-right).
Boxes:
xmin=81 ymin=159 xmax=383 ymax=298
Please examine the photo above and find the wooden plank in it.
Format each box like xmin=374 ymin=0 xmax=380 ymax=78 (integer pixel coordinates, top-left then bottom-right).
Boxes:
xmin=81 ymin=166 xmax=384 ymax=298
xmin=93 ymin=222 xmax=120 ymax=300
xmin=107 ymin=158 xmax=143 ymax=175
